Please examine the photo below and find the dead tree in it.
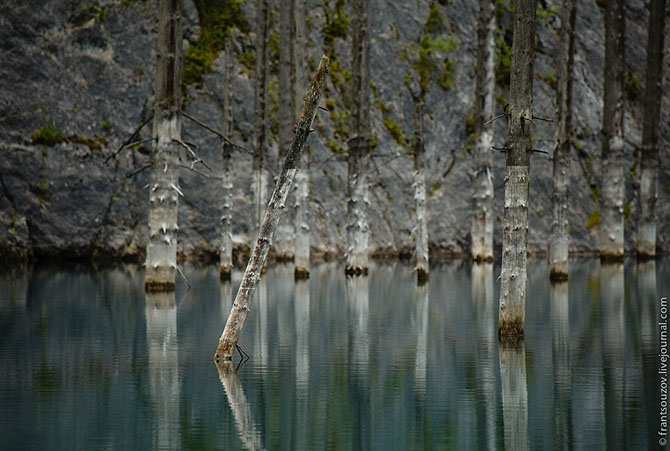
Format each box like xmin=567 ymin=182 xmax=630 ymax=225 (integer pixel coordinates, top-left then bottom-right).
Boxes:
xmin=293 ymin=0 xmax=310 ymax=279
xmin=497 ymin=0 xmax=536 ymax=342
xmin=274 ymin=0 xmax=296 ymax=261
xmin=471 ymin=0 xmax=497 ymax=263
xmin=413 ymin=102 xmax=429 ymax=284
xmin=220 ymin=37 xmax=234 ymax=280
xmin=600 ymin=0 xmax=625 ymax=262
xmin=214 ymin=56 xmax=330 ymax=363
xmin=145 ymin=0 xmax=184 ymax=292
xmin=253 ymin=0 xmax=270 ymax=235
xmin=549 ymin=0 xmax=577 ymax=281
xmin=345 ymin=0 xmax=371 ymax=277
xmin=637 ymin=0 xmax=666 ymax=259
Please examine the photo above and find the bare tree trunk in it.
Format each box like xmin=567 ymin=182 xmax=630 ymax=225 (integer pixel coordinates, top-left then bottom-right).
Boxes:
xmin=600 ymin=0 xmax=625 ymax=262
xmin=346 ymin=0 xmax=371 ymax=277
xmin=413 ymin=102 xmax=429 ymax=284
xmin=220 ymin=37 xmax=234 ymax=281
xmin=471 ymin=0 xmax=496 ymax=263
xmin=275 ymin=0 xmax=296 ymax=261
xmin=214 ymin=56 xmax=330 ymax=363
xmin=294 ymin=0 xmax=310 ymax=279
xmin=637 ymin=0 xmax=665 ymax=259
xmin=253 ymin=0 xmax=270 ymax=235
xmin=145 ymin=0 xmax=184 ymax=292
xmin=498 ymin=0 xmax=536 ymax=342
xmin=549 ymin=0 xmax=577 ymax=281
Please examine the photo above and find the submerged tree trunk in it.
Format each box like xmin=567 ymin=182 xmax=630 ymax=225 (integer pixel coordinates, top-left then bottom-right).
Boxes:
xmin=600 ymin=0 xmax=625 ymax=262
xmin=498 ymin=0 xmax=536 ymax=341
xmin=637 ymin=0 xmax=665 ymax=259
xmin=274 ymin=0 xmax=296 ymax=261
xmin=145 ymin=0 xmax=184 ymax=292
xmin=214 ymin=56 xmax=330 ymax=363
xmin=346 ymin=0 xmax=371 ymax=276
xmin=549 ymin=0 xmax=577 ymax=281
xmin=413 ymin=102 xmax=429 ymax=284
xmin=471 ymin=0 xmax=497 ymax=263
xmin=294 ymin=0 xmax=310 ymax=279
xmin=253 ymin=0 xmax=270 ymax=235
xmin=220 ymin=38 xmax=234 ymax=281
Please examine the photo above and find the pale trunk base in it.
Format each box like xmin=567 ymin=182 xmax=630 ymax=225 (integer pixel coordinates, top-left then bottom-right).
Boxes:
xmin=600 ymin=139 xmax=624 ymax=262
xmin=346 ymin=163 xmax=369 ymax=276
xmin=414 ymin=168 xmax=429 ymax=284
xmin=636 ymin=166 xmax=657 ymax=258
xmin=498 ymin=166 xmax=529 ymax=341
xmin=472 ymin=135 xmax=494 ymax=262
xmin=294 ymin=167 xmax=310 ymax=277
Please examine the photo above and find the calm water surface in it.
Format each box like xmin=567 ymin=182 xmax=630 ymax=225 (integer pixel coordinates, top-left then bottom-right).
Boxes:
xmin=0 ymin=259 xmax=668 ymax=450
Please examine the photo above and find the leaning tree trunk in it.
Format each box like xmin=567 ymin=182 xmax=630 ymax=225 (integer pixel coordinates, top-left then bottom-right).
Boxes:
xmin=293 ymin=0 xmax=310 ymax=279
xmin=498 ymin=0 xmax=536 ymax=342
xmin=274 ymin=0 xmax=296 ymax=261
xmin=220 ymin=37 xmax=234 ymax=281
xmin=413 ymin=102 xmax=429 ymax=284
xmin=346 ymin=0 xmax=371 ymax=277
xmin=214 ymin=56 xmax=330 ymax=363
xmin=600 ymin=0 xmax=625 ymax=262
xmin=637 ymin=0 xmax=665 ymax=259
xmin=253 ymin=0 xmax=270 ymax=235
xmin=145 ymin=0 xmax=183 ymax=292
xmin=471 ymin=0 xmax=497 ymax=263
xmin=549 ymin=0 xmax=577 ymax=281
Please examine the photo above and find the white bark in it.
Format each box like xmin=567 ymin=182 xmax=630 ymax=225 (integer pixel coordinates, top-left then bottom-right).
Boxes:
xmin=637 ymin=167 xmax=657 ymax=256
xmin=346 ymin=0 xmax=370 ymax=276
xmin=414 ymin=283 xmax=429 ymax=398
xmin=214 ymin=56 xmax=330 ymax=362
xmin=145 ymin=292 xmax=180 ymax=450
xmin=498 ymin=166 xmax=529 ymax=338
xmin=145 ymin=0 xmax=183 ymax=291
xmin=253 ymin=168 xmax=269 ymax=235
xmin=220 ymin=38 xmax=234 ymax=280
xmin=274 ymin=0 xmax=296 ymax=261
xmin=600 ymin=0 xmax=625 ymax=261
xmin=293 ymin=0 xmax=310 ymax=278
xmin=471 ymin=0 xmax=496 ymax=262
xmin=499 ymin=343 xmax=529 ymax=451
xmin=549 ymin=0 xmax=576 ymax=280
xmin=414 ymin=103 xmax=429 ymax=283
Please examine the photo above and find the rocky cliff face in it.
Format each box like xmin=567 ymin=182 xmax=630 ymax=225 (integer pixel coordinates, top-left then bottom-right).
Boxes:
xmin=1 ymin=0 xmax=668 ymax=263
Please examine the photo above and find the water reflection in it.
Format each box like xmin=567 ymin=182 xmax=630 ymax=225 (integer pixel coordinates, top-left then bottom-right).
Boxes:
xmin=145 ymin=291 xmax=180 ymax=450
xmin=0 ymin=259 xmax=668 ymax=449
xmin=499 ymin=341 xmax=528 ymax=451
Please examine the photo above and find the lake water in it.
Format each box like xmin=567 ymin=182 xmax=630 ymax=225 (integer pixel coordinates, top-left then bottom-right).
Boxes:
xmin=0 ymin=258 xmax=668 ymax=450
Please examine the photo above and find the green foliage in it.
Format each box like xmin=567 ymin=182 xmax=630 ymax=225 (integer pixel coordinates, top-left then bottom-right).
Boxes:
xmin=429 ymin=183 xmax=440 ymax=198
xmin=183 ymin=0 xmax=248 ymax=86
xmin=465 ymin=115 xmax=475 ymax=139
xmin=31 ymin=126 xmax=65 ymax=147
xmin=625 ymin=71 xmax=641 ymax=101
xmin=536 ymin=3 xmax=560 ymax=24
xmin=586 ymin=210 xmax=601 ymax=230
xmin=383 ymin=118 xmax=406 ymax=146
xmin=102 ymin=121 xmax=112 ymax=134
xmin=425 ymin=4 xmax=445 ymax=33
xmin=237 ymin=51 xmax=255 ymax=72
xmin=413 ymin=34 xmax=459 ymax=97
xmin=495 ymin=34 xmax=512 ymax=88
xmin=538 ymin=71 xmax=557 ymax=90
xmin=323 ymin=0 xmax=349 ymax=49
xmin=623 ymin=202 xmax=632 ymax=223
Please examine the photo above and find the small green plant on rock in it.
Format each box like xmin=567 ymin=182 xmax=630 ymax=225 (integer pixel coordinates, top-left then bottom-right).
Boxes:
xmin=31 ymin=126 xmax=65 ymax=147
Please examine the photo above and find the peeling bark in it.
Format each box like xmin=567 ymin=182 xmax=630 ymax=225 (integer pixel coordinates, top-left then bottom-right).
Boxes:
xmin=145 ymin=0 xmax=183 ymax=292
xmin=220 ymin=37 xmax=234 ymax=280
xmin=294 ymin=0 xmax=310 ymax=279
xmin=498 ymin=0 xmax=535 ymax=342
xmin=549 ymin=0 xmax=576 ymax=281
xmin=214 ymin=56 xmax=330 ymax=363
xmin=600 ymin=0 xmax=625 ymax=262
xmin=471 ymin=0 xmax=496 ymax=262
xmin=637 ymin=0 xmax=665 ymax=259
xmin=413 ymin=102 xmax=429 ymax=284
xmin=346 ymin=0 xmax=370 ymax=276
xmin=253 ymin=0 xmax=269 ymax=235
